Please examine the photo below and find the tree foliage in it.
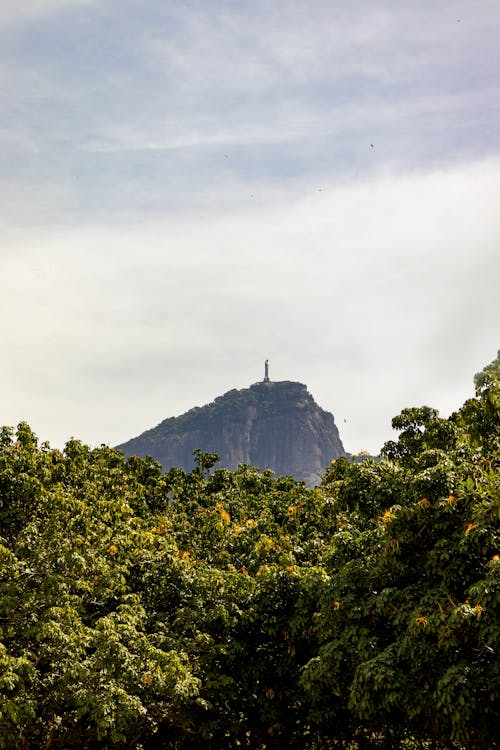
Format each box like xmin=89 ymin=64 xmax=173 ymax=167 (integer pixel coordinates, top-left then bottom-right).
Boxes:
xmin=0 ymin=354 xmax=499 ymax=748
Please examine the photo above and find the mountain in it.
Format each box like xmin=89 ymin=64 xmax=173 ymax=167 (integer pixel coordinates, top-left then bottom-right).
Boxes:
xmin=116 ymin=379 xmax=346 ymax=485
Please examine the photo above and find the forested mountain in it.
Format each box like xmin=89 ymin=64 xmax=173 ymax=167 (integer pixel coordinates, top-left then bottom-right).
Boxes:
xmin=116 ymin=380 xmax=346 ymax=486
xmin=0 ymin=352 xmax=498 ymax=749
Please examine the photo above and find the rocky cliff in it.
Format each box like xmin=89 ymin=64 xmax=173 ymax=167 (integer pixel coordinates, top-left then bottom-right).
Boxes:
xmin=116 ymin=380 xmax=346 ymax=485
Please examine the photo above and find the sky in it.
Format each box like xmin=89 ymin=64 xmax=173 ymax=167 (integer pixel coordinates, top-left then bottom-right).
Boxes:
xmin=1 ymin=0 xmax=499 ymax=458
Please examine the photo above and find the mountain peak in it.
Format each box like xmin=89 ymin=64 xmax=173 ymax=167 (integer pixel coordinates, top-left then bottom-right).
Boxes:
xmin=117 ymin=380 xmax=345 ymax=485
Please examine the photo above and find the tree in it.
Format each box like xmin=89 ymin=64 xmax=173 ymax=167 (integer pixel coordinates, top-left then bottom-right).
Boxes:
xmin=301 ymin=354 xmax=500 ymax=749
xmin=0 ymin=353 xmax=498 ymax=748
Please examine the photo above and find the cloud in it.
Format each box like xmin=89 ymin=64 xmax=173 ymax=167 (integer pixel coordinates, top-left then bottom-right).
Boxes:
xmin=1 ymin=156 xmax=499 ymax=453
xmin=1 ymin=0 xmax=499 ymax=459
xmin=0 ymin=0 xmax=102 ymax=26
xmin=1 ymin=0 xmax=498 ymax=239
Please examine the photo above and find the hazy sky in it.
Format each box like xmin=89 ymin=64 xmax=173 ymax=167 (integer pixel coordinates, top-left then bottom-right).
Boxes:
xmin=1 ymin=0 xmax=499 ymax=457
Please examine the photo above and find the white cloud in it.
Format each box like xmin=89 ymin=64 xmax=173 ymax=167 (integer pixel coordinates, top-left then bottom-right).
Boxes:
xmin=1 ymin=157 xmax=498 ymax=453
xmin=1 ymin=0 xmax=499 ymax=463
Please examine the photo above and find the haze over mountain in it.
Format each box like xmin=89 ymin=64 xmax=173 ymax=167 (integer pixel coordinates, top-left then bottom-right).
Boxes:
xmin=117 ymin=375 xmax=345 ymax=486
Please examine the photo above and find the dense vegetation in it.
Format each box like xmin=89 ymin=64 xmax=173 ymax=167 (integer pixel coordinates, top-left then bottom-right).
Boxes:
xmin=0 ymin=354 xmax=498 ymax=749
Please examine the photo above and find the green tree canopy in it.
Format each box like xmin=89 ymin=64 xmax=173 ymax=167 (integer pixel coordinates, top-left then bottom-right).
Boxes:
xmin=0 ymin=353 xmax=498 ymax=749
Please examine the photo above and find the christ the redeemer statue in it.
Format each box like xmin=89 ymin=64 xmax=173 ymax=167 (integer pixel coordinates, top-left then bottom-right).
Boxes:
xmin=264 ymin=360 xmax=270 ymax=382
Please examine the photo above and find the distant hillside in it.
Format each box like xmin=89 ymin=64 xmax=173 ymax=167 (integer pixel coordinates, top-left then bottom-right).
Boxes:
xmin=116 ymin=380 xmax=346 ymax=485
